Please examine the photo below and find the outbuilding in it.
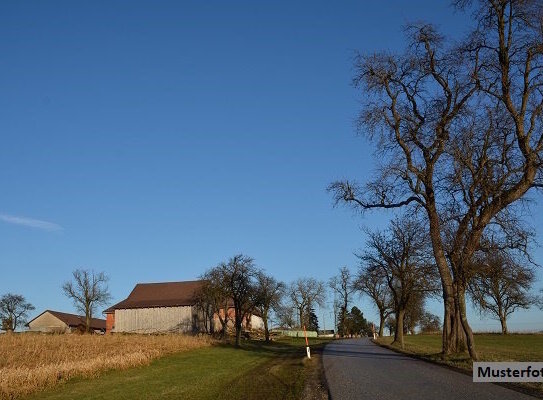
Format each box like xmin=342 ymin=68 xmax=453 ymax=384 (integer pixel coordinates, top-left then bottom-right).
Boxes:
xmin=27 ymin=310 xmax=106 ymax=333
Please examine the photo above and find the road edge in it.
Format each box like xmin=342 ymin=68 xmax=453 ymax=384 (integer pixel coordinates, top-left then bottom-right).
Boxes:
xmin=371 ymin=339 xmax=543 ymax=399
xmin=301 ymin=342 xmax=331 ymax=400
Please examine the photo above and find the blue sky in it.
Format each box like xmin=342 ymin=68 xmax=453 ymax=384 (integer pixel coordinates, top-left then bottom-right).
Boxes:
xmin=1 ymin=1 xmax=542 ymax=332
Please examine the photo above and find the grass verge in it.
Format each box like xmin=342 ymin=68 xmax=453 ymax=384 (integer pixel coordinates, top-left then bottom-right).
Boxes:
xmin=21 ymin=337 xmax=330 ymax=400
xmin=374 ymin=333 xmax=543 ymax=397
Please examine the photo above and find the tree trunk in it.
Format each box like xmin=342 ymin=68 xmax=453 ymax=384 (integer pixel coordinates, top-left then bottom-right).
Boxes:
xmin=340 ymin=307 xmax=347 ymax=338
xmin=500 ymin=315 xmax=508 ymax=335
xmin=426 ymin=204 xmax=467 ymax=356
xmin=441 ymin=288 xmax=469 ymax=354
xmin=378 ymin=313 xmax=385 ymax=337
xmin=217 ymin=310 xmax=227 ymax=338
xmin=263 ymin=313 xmax=270 ymax=343
xmin=86 ymin=312 xmax=91 ymax=334
xmin=235 ymin=317 xmax=242 ymax=347
xmin=393 ymin=309 xmax=405 ymax=349
xmin=456 ymin=284 xmax=478 ymax=360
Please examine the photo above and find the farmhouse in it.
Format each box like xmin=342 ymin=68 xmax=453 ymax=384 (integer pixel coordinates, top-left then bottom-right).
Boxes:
xmin=104 ymin=280 xmax=264 ymax=334
xmin=27 ymin=310 xmax=106 ymax=333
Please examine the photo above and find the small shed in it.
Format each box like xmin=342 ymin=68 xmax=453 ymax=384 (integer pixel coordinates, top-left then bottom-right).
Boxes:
xmin=27 ymin=310 xmax=106 ymax=333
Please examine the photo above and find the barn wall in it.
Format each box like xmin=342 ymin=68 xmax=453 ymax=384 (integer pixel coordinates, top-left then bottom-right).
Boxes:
xmin=114 ymin=306 xmax=203 ymax=334
xmin=105 ymin=312 xmax=115 ymax=334
xmin=28 ymin=312 xmax=68 ymax=333
xmin=250 ymin=315 xmax=264 ymax=330
xmin=211 ymin=309 xmax=264 ymax=332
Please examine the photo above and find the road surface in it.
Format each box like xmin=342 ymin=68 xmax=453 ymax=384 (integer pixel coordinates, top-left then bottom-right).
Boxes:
xmin=323 ymin=338 xmax=536 ymax=400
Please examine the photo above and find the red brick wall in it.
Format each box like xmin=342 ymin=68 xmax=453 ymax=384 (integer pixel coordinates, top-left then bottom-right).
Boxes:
xmin=105 ymin=312 xmax=115 ymax=334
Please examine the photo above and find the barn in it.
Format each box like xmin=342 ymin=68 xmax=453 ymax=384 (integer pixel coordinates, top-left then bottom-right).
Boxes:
xmin=27 ymin=310 xmax=106 ymax=333
xmin=104 ymin=280 xmax=263 ymax=334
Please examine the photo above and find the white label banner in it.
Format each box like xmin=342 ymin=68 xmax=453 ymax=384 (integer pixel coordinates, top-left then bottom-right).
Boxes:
xmin=473 ymin=362 xmax=543 ymax=382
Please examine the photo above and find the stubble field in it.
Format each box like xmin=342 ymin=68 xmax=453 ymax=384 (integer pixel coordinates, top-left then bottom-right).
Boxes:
xmin=0 ymin=333 xmax=211 ymax=399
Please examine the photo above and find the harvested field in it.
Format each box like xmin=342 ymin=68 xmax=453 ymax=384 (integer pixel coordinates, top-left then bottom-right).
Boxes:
xmin=0 ymin=333 xmax=211 ymax=399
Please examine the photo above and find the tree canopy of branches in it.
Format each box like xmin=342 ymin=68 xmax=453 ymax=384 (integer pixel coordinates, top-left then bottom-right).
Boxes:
xmin=355 ymin=261 xmax=394 ymax=337
xmin=329 ymin=267 xmax=357 ymax=337
xmin=385 ymin=316 xmax=396 ymax=336
xmin=253 ymin=272 xmax=285 ymax=342
xmin=213 ymin=254 xmax=258 ymax=347
xmin=198 ymin=268 xmax=231 ymax=337
xmin=358 ymin=217 xmax=439 ymax=348
xmin=419 ymin=312 xmax=442 ymax=333
xmin=404 ymin=292 xmax=425 ymax=335
xmin=0 ymin=293 xmax=34 ymax=332
xmin=62 ymin=269 xmax=111 ymax=333
xmin=329 ymin=0 xmax=543 ymax=359
xmin=275 ymin=302 xmax=296 ymax=329
xmin=468 ymin=248 xmax=537 ymax=334
xmin=289 ymin=277 xmax=326 ymax=329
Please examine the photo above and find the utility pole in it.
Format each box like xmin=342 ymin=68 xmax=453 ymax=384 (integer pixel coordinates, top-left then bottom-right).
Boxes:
xmin=332 ymin=298 xmax=339 ymax=335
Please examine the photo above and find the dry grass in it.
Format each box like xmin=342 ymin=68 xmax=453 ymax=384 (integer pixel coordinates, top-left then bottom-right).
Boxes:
xmin=0 ymin=332 xmax=211 ymax=399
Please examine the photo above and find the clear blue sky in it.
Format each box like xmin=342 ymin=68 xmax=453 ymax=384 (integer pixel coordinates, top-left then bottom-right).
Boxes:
xmin=1 ymin=1 xmax=541 ymax=332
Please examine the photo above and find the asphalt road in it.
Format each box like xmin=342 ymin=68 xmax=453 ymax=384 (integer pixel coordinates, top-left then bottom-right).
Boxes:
xmin=322 ymin=338 xmax=536 ymax=400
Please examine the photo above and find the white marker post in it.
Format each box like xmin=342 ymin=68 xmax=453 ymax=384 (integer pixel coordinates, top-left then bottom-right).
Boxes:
xmin=372 ymin=323 xmax=377 ymax=340
xmin=303 ymin=325 xmax=311 ymax=359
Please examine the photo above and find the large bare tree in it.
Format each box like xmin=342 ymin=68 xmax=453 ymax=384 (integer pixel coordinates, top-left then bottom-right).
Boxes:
xmin=355 ymin=267 xmax=393 ymax=337
xmin=0 ymin=293 xmax=34 ymax=332
xmin=359 ymin=217 xmax=439 ymax=348
xmin=329 ymin=0 xmax=543 ymax=359
xmin=329 ymin=267 xmax=357 ymax=337
xmin=289 ymin=277 xmax=326 ymax=329
xmin=62 ymin=269 xmax=111 ymax=333
xmin=218 ymin=254 xmax=258 ymax=347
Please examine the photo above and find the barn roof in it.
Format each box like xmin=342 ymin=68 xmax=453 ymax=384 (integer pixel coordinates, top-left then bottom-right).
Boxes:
xmin=104 ymin=280 xmax=205 ymax=312
xmin=28 ymin=310 xmax=106 ymax=330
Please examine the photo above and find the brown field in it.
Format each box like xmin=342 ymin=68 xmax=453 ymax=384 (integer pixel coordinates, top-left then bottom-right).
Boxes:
xmin=0 ymin=332 xmax=211 ymax=400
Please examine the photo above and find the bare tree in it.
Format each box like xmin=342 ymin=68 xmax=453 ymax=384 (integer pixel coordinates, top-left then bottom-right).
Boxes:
xmin=355 ymin=265 xmax=394 ymax=337
xmin=332 ymin=297 xmax=340 ymax=334
xmin=62 ymin=269 xmax=111 ymax=333
xmin=218 ymin=254 xmax=258 ymax=347
xmin=403 ymin=292 xmax=425 ymax=335
xmin=468 ymin=249 xmax=537 ymax=334
xmin=198 ymin=268 xmax=231 ymax=337
xmin=328 ymin=1 xmax=543 ymax=359
xmin=419 ymin=312 xmax=441 ymax=333
xmin=385 ymin=316 xmax=396 ymax=336
xmin=0 ymin=293 xmax=34 ymax=332
xmin=329 ymin=267 xmax=357 ymax=337
xmin=275 ymin=302 xmax=296 ymax=329
xmin=289 ymin=278 xmax=326 ymax=329
xmin=358 ymin=217 xmax=439 ymax=348
xmin=253 ymin=272 xmax=285 ymax=342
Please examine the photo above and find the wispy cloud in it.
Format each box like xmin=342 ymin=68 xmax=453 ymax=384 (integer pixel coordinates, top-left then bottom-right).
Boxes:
xmin=0 ymin=214 xmax=63 ymax=232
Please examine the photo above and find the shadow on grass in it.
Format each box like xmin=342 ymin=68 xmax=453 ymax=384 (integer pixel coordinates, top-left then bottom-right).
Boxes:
xmin=210 ymin=338 xmax=329 ymax=400
xmin=212 ymin=337 xmax=327 ymax=357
